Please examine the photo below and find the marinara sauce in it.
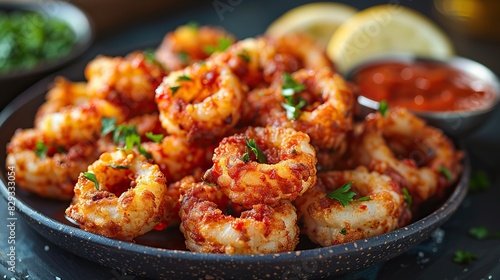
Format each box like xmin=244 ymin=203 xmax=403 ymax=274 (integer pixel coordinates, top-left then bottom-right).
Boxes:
xmin=353 ymin=61 xmax=497 ymax=112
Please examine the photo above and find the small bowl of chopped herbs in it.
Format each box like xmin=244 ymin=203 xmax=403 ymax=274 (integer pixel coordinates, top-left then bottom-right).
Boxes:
xmin=0 ymin=1 xmax=93 ymax=109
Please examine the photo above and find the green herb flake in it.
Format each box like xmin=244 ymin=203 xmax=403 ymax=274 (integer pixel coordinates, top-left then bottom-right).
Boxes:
xmin=145 ymin=132 xmax=164 ymax=143
xmin=56 ymin=145 xmax=67 ymax=154
xmin=83 ymin=172 xmax=99 ymax=190
xmin=124 ymin=134 xmax=141 ymax=151
xmin=176 ymin=74 xmax=192 ymax=82
xmin=340 ymin=228 xmax=347 ymax=235
xmin=186 ymin=21 xmax=200 ymax=29
xmin=35 ymin=142 xmax=48 ymax=159
xmin=326 ymin=182 xmax=356 ymax=207
xmin=241 ymin=152 xmax=250 ymax=163
xmin=469 ymin=226 xmax=489 ymax=240
xmin=402 ymin=187 xmax=412 ymax=209
xmin=238 ymin=52 xmax=250 ymax=63
xmin=282 ymin=99 xmax=306 ymax=120
xmin=106 ymin=164 xmax=131 ymax=169
xmin=282 ymin=73 xmax=305 ymax=96
xmin=113 ymin=125 xmax=138 ymax=144
xmin=245 ymin=138 xmax=267 ymax=164
xmin=138 ymin=145 xmax=152 ymax=159
xmin=469 ymin=170 xmax=490 ymax=192
xmin=438 ymin=166 xmax=453 ymax=181
xmin=203 ymin=37 xmax=233 ymax=55
xmin=101 ymin=117 xmax=117 ymax=136
xmin=170 ymin=85 xmax=181 ymax=95
xmin=379 ymin=100 xmax=389 ymax=117
xmin=281 ymin=73 xmax=307 ymax=120
xmin=143 ymin=49 xmax=157 ymax=64
xmin=178 ymin=52 xmax=189 ymax=63
xmin=356 ymin=196 xmax=371 ymax=202
xmin=453 ymin=250 xmax=476 ymax=265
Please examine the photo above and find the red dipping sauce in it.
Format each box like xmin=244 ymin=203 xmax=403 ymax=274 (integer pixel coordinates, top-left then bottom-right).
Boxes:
xmin=353 ymin=61 xmax=497 ymax=112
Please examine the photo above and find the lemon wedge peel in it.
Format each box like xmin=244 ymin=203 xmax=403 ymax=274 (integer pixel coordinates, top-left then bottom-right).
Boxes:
xmin=327 ymin=4 xmax=455 ymax=74
xmin=266 ymin=2 xmax=358 ymax=48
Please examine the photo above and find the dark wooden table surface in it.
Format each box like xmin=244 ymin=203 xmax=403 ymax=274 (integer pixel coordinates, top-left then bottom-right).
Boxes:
xmin=1 ymin=0 xmax=500 ymax=279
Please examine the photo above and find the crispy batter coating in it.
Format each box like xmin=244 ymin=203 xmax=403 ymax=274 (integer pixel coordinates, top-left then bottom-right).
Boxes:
xmin=295 ymin=167 xmax=410 ymax=247
xmin=244 ymin=67 xmax=354 ymax=150
xmin=347 ymin=108 xmax=463 ymax=208
xmin=155 ymin=62 xmax=245 ymax=141
xmin=65 ymin=150 xmax=174 ymax=241
xmin=179 ymin=182 xmax=299 ymax=254
xmin=142 ymin=135 xmax=215 ymax=182
xmin=6 ymin=129 xmax=100 ymax=200
xmin=35 ymin=77 xmax=90 ymax=126
xmin=85 ymin=51 xmax=167 ymax=118
xmin=203 ymin=126 xmax=317 ymax=208
xmin=35 ymin=98 xmax=124 ymax=147
xmin=155 ymin=25 xmax=236 ymax=71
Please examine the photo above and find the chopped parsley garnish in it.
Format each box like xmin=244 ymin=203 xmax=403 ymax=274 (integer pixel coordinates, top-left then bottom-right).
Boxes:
xmin=112 ymin=125 xmax=138 ymax=145
xmin=469 ymin=226 xmax=489 ymax=240
xmin=35 ymin=142 xmax=48 ymax=159
xmin=340 ymin=228 xmax=347 ymax=235
xmin=326 ymin=182 xmax=371 ymax=207
xmin=282 ymin=100 xmax=306 ymax=120
xmin=56 ymin=145 xmax=67 ymax=154
xmin=203 ymin=37 xmax=233 ymax=54
xmin=453 ymin=250 xmax=476 ymax=265
xmin=438 ymin=166 xmax=453 ymax=181
xmin=143 ymin=49 xmax=157 ymax=64
xmin=123 ymin=134 xmax=152 ymax=159
xmin=186 ymin=21 xmax=199 ymax=29
xmin=281 ymin=73 xmax=307 ymax=120
xmin=145 ymin=132 xmax=164 ymax=143
xmin=238 ymin=51 xmax=250 ymax=63
xmin=106 ymin=164 xmax=131 ymax=169
xmin=100 ymin=118 xmax=152 ymax=159
xmin=282 ymin=73 xmax=305 ymax=96
xmin=178 ymin=52 xmax=189 ymax=63
xmin=176 ymin=75 xmax=192 ymax=82
xmin=101 ymin=117 xmax=117 ymax=136
xmin=379 ymin=100 xmax=389 ymax=117
xmin=469 ymin=170 xmax=490 ymax=193
xmin=83 ymin=172 xmax=99 ymax=190
xmin=170 ymin=85 xmax=181 ymax=95
xmin=469 ymin=226 xmax=500 ymax=240
xmin=402 ymin=187 xmax=412 ymax=209
xmin=242 ymin=138 xmax=267 ymax=164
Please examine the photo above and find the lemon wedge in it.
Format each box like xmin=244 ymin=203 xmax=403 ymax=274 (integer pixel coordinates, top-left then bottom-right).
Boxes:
xmin=327 ymin=5 xmax=455 ymax=74
xmin=266 ymin=2 xmax=358 ymax=48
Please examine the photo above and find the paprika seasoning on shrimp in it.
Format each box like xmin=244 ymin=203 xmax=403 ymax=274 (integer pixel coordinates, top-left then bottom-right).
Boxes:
xmin=353 ymin=61 xmax=497 ymax=112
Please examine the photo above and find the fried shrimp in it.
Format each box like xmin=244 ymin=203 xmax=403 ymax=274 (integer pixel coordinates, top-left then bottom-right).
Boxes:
xmin=294 ymin=167 xmax=409 ymax=247
xmin=245 ymin=67 xmax=354 ymax=150
xmin=35 ymin=98 xmax=124 ymax=147
xmin=155 ymin=62 xmax=245 ymax=141
xmin=211 ymin=34 xmax=330 ymax=90
xmin=35 ymin=77 xmax=89 ymax=126
xmin=6 ymin=129 xmax=100 ymax=200
xmin=203 ymin=126 xmax=317 ymax=208
xmin=65 ymin=150 xmax=174 ymax=241
xmin=85 ymin=51 xmax=167 ymax=118
xmin=271 ymin=33 xmax=331 ymax=70
xmin=155 ymin=24 xmax=236 ymax=71
xmin=179 ymin=182 xmax=299 ymax=254
xmin=349 ymin=108 xmax=462 ymax=207
xmin=142 ymin=135 xmax=215 ymax=182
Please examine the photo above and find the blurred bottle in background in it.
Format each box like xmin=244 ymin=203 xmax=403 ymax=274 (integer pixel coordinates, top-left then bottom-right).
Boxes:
xmin=434 ymin=0 xmax=500 ymax=43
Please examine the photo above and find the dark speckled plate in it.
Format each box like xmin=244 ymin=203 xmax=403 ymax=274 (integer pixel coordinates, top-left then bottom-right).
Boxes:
xmin=0 ymin=63 xmax=470 ymax=279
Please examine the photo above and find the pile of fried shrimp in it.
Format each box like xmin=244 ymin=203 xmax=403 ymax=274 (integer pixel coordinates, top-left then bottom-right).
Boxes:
xmin=5 ymin=23 xmax=462 ymax=254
